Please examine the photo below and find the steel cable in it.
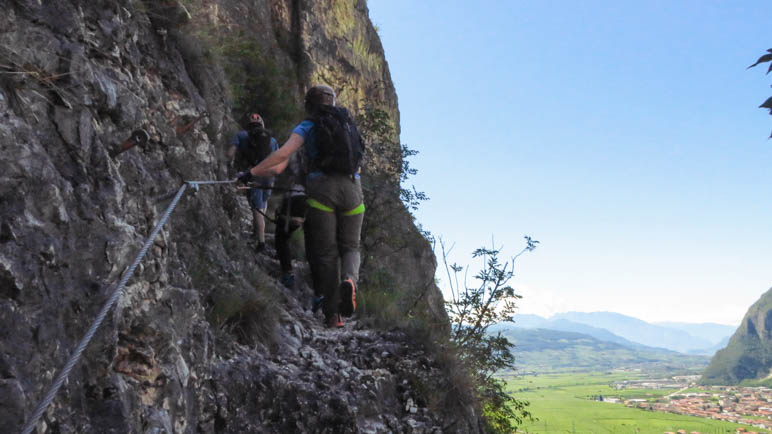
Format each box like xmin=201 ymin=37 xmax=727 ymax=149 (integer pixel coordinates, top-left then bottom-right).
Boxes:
xmin=20 ymin=183 xmax=189 ymax=434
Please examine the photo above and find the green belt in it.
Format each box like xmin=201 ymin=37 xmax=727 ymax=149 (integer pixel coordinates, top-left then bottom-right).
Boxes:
xmin=307 ymin=198 xmax=365 ymax=216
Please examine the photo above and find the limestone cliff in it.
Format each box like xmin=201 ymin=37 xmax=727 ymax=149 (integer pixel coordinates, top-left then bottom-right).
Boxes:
xmin=0 ymin=0 xmax=480 ymax=432
xmin=702 ymin=287 xmax=772 ymax=385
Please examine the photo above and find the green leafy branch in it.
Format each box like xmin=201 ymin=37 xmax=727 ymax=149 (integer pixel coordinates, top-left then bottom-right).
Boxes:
xmin=357 ymin=106 xmax=429 ymax=213
xmin=747 ymin=48 xmax=772 ymax=137
xmin=440 ymin=235 xmax=539 ymax=432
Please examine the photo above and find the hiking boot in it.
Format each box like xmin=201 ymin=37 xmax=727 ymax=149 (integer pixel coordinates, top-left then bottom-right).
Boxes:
xmin=280 ymin=272 xmax=295 ymax=288
xmin=255 ymin=242 xmax=266 ymax=253
xmin=339 ymin=278 xmax=356 ymax=317
xmin=311 ymin=295 xmax=324 ymax=313
xmin=325 ymin=313 xmax=343 ymax=328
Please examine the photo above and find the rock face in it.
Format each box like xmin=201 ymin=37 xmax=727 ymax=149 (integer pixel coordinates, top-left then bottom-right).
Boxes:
xmin=702 ymin=287 xmax=772 ymax=385
xmin=0 ymin=0 xmax=479 ymax=432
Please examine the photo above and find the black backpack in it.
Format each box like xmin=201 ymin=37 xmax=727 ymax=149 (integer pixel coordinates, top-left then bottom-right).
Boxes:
xmin=310 ymin=106 xmax=365 ymax=176
xmin=237 ymin=125 xmax=274 ymax=169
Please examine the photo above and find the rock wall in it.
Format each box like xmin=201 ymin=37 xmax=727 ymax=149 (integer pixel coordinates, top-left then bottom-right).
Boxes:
xmin=702 ymin=287 xmax=772 ymax=385
xmin=0 ymin=0 xmax=478 ymax=432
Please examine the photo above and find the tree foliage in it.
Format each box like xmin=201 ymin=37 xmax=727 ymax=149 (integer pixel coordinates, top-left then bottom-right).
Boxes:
xmin=356 ymin=106 xmax=429 ymax=213
xmin=354 ymin=105 xmax=437 ymax=328
xmin=440 ymin=236 xmax=539 ymax=432
xmin=748 ymin=48 xmax=772 ymax=137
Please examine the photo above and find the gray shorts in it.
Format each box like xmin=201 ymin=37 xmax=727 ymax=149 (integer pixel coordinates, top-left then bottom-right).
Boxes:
xmin=246 ymin=179 xmax=273 ymax=210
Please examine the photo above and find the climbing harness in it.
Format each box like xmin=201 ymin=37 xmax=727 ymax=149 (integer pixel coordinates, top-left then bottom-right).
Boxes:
xmin=20 ymin=179 xmax=231 ymax=434
xmin=306 ymin=198 xmax=365 ymax=216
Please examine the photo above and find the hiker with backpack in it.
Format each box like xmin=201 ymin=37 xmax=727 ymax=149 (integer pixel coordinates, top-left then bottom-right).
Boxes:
xmin=272 ymin=153 xmax=328 ymax=314
xmin=237 ymin=85 xmax=365 ymax=329
xmin=230 ymin=113 xmax=279 ymax=252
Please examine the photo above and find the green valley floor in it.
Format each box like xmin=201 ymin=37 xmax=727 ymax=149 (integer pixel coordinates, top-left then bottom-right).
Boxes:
xmin=507 ymin=372 xmax=767 ymax=433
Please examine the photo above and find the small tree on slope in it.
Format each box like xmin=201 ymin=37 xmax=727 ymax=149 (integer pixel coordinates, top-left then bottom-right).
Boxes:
xmin=441 ymin=236 xmax=539 ymax=432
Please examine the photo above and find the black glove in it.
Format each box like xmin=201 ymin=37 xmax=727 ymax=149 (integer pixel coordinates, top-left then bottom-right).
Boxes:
xmin=236 ymin=171 xmax=254 ymax=184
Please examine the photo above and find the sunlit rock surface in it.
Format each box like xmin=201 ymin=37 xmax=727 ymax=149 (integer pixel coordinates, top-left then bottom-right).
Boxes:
xmin=0 ymin=0 xmax=478 ymax=432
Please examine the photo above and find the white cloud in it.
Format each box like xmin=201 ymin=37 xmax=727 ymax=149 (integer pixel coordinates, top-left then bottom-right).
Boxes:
xmin=512 ymin=283 xmax=744 ymax=326
xmin=515 ymin=284 xmax=570 ymax=318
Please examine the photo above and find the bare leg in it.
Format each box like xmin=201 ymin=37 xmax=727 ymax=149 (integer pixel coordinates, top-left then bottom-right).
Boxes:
xmin=253 ymin=209 xmax=267 ymax=241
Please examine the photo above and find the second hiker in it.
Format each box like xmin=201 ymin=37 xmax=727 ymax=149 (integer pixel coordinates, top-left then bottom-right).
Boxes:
xmin=237 ymin=85 xmax=365 ymax=328
xmin=231 ymin=113 xmax=279 ymax=252
xmin=274 ymin=151 xmax=308 ymax=289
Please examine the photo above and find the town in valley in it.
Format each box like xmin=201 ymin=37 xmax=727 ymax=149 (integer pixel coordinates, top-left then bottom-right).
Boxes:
xmin=604 ymin=375 xmax=772 ymax=432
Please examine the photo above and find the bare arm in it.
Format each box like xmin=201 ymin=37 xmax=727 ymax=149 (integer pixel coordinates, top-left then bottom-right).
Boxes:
xmin=249 ymin=133 xmax=304 ymax=177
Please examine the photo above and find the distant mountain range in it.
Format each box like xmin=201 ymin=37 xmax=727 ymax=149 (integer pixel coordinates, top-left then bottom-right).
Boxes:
xmin=495 ymin=312 xmax=736 ymax=355
xmin=497 ymin=327 xmax=710 ymax=373
xmin=490 ymin=311 xmax=735 ymax=373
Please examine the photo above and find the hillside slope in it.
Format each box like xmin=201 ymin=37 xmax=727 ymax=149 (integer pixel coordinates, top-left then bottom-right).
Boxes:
xmin=0 ymin=0 xmax=479 ymax=432
xmin=497 ymin=314 xmax=669 ymax=351
xmin=507 ymin=313 xmax=735 ymax=356
xmin=702 ymin=287 xmax=772 ymax=385
xmin=554 ymin=311 xmax=716 ymax=353
xmin=497 ymin=328 xmax=709 ymax=374
xmin=655 ymin=321 xmax=737 ymax=346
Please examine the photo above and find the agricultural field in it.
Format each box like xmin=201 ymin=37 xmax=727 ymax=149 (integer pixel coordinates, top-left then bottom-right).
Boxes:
xmin=506 ymin=372 xmax=765 ymax=433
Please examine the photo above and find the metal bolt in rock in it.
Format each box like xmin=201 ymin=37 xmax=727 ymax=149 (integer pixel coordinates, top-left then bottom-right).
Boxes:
xmin=110 ymin=129 xmax=150 ymax=157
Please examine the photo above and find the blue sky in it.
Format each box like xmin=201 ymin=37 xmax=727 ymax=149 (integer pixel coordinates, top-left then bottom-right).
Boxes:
xmin=367 ymin=1 xmax=772 ymax=325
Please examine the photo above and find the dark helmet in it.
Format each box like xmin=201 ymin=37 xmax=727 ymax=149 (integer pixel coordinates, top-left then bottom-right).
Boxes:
xmin=304 ymin=85 xmax=336 ymax=112
xmin=246 ymin=113 xmax=265 ymax=129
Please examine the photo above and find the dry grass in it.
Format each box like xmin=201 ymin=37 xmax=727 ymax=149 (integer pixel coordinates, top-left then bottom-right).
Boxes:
xmin=208 ymin=269 xmax=279 ymax=350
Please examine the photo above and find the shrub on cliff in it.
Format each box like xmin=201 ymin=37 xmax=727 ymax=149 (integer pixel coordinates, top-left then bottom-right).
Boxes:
xmin=441 ymin=237 xmax=538 ymax=432
xmin=355 ymin=106 xmax=438 ymax=333
xmin=164 ymin=3 xmax=303 ymax=139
